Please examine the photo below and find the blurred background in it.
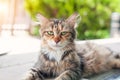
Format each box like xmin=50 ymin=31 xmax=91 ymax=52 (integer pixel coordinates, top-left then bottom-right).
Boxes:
xmin=0 ymin=0 xmax=120 ymax=39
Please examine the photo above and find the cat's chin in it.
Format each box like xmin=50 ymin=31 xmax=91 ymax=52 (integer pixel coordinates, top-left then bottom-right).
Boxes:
xmin=50 ymin=45 xmax=64 ymax=50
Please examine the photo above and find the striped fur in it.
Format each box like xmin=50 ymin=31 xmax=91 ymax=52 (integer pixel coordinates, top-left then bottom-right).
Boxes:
xmin=76 ymin=42 xmax=120 ymax=77
xmin=22 ymin=13 xmax=120 ymax=80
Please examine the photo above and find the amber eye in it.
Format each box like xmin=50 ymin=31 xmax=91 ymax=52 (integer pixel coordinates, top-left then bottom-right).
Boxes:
xmin=47 ymin=31 xmax=54 ymax=35
xmin=61 ymin=32 xmax=67 ymax=36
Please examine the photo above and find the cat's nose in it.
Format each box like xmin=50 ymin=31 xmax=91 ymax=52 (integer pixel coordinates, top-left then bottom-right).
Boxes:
xmin=54 ymin=37 xmax=60 ymax=44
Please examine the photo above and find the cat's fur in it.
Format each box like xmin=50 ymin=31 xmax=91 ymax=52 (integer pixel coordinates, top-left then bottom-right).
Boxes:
xmin=22 ymin=13 xmax=120 ymax=80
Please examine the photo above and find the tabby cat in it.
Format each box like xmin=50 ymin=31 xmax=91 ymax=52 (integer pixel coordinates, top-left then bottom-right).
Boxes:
xmin=22 ymin=13 xmax=120 ymax=80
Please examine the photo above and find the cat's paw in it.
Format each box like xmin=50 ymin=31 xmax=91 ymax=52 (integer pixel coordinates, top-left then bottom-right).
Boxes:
xmin=21 ymin=74 xmax=33 ymax=80
xmin=22 ymin=70 xmax=44 ymax=80
xmin=54 ymin=77 xmax=62 ymax=80
xmin=21 ymin=71 xmax=34 ymax=80
xmin=81 ymin=78 xmax=89 ymax=80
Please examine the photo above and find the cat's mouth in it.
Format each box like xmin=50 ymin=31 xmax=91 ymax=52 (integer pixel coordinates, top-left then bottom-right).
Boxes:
xmin=47 ymin=40 xmax=66 ymax=49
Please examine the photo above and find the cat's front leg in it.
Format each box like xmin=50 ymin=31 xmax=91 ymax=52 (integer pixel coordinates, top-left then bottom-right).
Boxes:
xmin=55 ymin=69 xmax=81 ymax=80
xmin=22 ymin=68 xmax=44 ymax=80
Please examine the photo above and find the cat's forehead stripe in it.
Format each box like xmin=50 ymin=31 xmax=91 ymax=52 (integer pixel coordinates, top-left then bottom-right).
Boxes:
xmin=53 ymin=19 xmax=59 ymax=25
xmin=52 ymin=19 xmax=64 ymax=25
xmin=51 ymin=19 xmax=64 ymax=30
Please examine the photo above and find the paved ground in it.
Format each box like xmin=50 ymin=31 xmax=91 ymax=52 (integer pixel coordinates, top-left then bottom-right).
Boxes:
xmin=0 ymin=36 xmax=40 ymax=55
xmin=0 ymin=36 xmax=40 ymax=80
xmin=0 ymin=37 xmax=120 ymax=80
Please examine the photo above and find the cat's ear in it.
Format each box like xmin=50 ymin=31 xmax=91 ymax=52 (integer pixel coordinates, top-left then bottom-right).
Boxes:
xmin=66 ymin=13 xmax=81 ymax=28
xmin=36 ymin=14 xmax=49 ymax=25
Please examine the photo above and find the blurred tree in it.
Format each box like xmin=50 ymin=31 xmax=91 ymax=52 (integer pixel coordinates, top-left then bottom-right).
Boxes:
xmin=24 ymin=0 xmax=120 ymax=40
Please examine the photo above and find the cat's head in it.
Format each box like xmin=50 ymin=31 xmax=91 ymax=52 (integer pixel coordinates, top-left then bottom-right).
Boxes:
xmin=37 ymin=13 xmax=81 ymax=50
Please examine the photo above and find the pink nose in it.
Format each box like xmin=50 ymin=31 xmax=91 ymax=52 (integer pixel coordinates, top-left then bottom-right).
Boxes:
xmin=54 ymin=37 xmax=60 ymax=43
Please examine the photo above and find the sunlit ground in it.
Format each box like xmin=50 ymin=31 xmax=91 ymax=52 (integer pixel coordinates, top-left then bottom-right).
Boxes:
xmin=0 ymin=30 xmax=40 ymax=55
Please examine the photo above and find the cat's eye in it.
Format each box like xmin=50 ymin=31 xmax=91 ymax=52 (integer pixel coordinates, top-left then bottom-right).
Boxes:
xmin=47 ymin=31 xmax=54 ymax=35
xmin=61 ymin=32 xmax=67 ymax=36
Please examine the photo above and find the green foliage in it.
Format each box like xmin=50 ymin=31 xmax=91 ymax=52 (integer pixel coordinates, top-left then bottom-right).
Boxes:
xmin=32 ymin=26 xmax=40 ymax=36
xmin=24 ymin=0 xmax=120 ymax=40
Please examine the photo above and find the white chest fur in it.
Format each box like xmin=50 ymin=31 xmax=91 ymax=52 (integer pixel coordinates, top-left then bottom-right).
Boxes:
xmin=41 ymin=48 xmax=64 ymax=62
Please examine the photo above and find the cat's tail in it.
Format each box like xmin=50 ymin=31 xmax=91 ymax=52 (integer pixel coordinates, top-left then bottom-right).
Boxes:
xmin=109 ymin=51 xmax=120 ymax=69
